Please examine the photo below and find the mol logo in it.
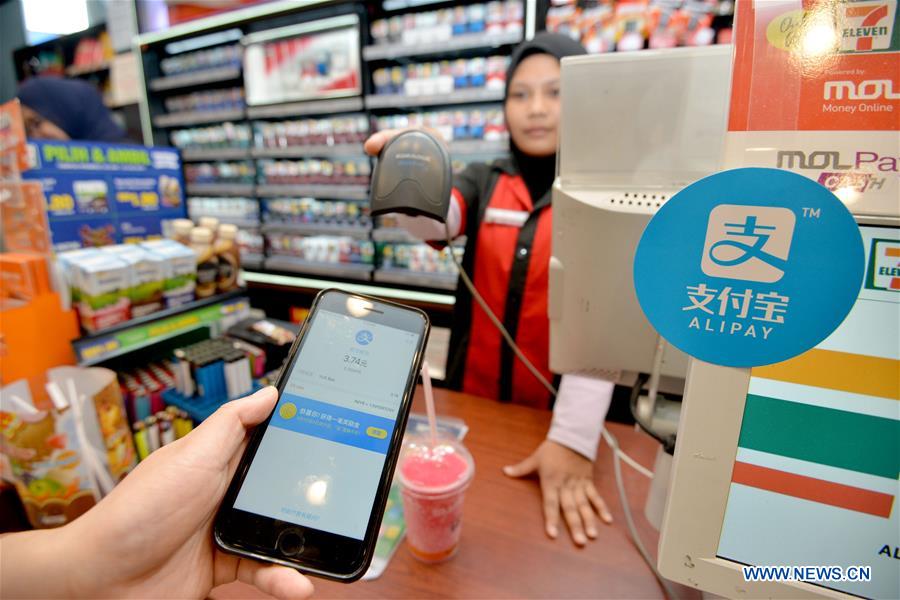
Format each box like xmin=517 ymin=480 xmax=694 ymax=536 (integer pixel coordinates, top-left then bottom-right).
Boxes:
xmin=839 ymin=1 xmax=896 ymax=52
xmin=777 ymin=150 xmax=853 ymax=170
xmin=824 ymin=79 xmax=900 ymax=100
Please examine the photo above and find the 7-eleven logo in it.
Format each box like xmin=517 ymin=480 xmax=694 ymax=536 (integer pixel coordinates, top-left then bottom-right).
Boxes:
xmin=840 ymin=1 xmax=896 ymax=51
xmin=868 ymin=239 xmax=900 ymax=292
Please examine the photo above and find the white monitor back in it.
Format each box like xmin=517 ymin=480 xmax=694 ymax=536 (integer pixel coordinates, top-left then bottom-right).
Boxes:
xmin=557 ymin=46 xmax=734 ymax=192
xmin=549 ymin=46 xmax=733 ymax=377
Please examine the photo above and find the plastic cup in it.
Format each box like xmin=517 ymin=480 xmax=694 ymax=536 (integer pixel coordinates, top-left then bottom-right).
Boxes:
xmin=398 ymin=437 xmax=475 ymax=563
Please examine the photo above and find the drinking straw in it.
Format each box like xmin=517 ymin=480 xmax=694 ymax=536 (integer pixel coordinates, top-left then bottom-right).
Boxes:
xmin=420 ymin=361 xmax=437 ymax=444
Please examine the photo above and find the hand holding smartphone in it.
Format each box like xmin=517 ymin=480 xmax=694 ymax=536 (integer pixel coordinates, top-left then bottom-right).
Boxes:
xmin=215 ymin=289 xmax=430 ymax=581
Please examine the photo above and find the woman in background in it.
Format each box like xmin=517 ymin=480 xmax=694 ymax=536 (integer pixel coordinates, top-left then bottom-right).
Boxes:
xmin=17 ymin=76 xmax=126 ymax=142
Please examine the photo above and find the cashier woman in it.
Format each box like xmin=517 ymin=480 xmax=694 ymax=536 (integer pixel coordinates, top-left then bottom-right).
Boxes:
xmin=365 ymin=33 xmax=616 ymax=546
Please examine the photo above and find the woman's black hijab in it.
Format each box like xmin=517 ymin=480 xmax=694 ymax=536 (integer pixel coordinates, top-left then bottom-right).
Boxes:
xmin=18 ymin=76 xmax=126 ymax=143
xmin=504 ymin=32 xmax=586 ymax=203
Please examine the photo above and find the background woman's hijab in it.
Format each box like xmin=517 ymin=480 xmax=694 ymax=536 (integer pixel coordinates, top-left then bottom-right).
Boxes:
xmin=17 ymin=76 xmax=126 ymax=142
xmin=504 ymin=32 xmax=586 ymax=203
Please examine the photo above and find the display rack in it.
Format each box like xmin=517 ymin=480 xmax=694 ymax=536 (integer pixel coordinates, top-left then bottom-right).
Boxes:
xmin=246 ymin=97 xmax=366 ymax=119
xmin=251 ymin=143 xmax=365 ymax=159
xmin=362 ymin=30 xmax=522 ymax=60
xmin=255 ymin=184 xmax=370 ymax=201
xmin=264 ymin=256 xmax=375 ymax=281
xmin=162 ymin=381 xmax=263 ymax=422
xmin=148 ymin=66 xmax=242 ymax=92
xmin=366 ymin=88 xmax=505 ymax=109
xmin=186 ymin=183 xmax=255 ymax=197
xmin=71 ymin=290 xmax=249 ymax=366
xmin=153 ymin=108 xmax=245 ymax=128
xmin=181 ymin=147 xmax=251 ymax=161
xmin=135 ymin=0 xmax=528 ymax=302
xmin=262 ymin=222 xmax=372 ymax=239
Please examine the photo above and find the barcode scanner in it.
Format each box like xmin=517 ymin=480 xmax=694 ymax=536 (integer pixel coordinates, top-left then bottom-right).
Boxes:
xmin=369 ymin=130 xmax=452 ymax=223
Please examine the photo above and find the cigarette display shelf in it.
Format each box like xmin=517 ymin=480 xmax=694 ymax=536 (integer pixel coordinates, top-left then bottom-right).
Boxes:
xmin=263 ymin=256 xmax=375 ymax=281
xmin=135 ymin=0 xmax=526 ymax=311
xmin=162 ymin=381 xmax=263 ymax=422
xmin=373 ymin=268 xmax=458 ymax=291
xmin=72 ymin=290 xmax=249 ymax=366
xmin=363 ymin=30 xmax=522 ymax=61
xmin=366 ymin=87 xmax=504 ymax=110
xmin=181 ymin=147 xmax=252 ymax=162
xmin=371 ymin=227 xmax=419 ymax=243
xmin=251 ymin=143 xmax=366 ymax=159
xmin=154 ymin=108 xmax=245 ymax=128
xmin=187 ymin=183 xmax=255 ymax=197
xmin=246 ymin=96 xmax=365 ymax=119
xmin=149 ymin=66 xmax=242 ymax=92
xmin=262 ymin=221 xmax=372 ymax=239
xmin=211 ymin=217 xmax=261 ymax=229
xmin=255 ymin=184 xmax=369 ymax=201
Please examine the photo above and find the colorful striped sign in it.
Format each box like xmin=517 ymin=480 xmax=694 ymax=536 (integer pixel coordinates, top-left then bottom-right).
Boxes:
xmin=732 ymin=462 xmax=895 ymax=518
xmin=753 ymin=349 xmax=900 ymax=401
xmin=739 ymin=394 xmax=899 ymax=480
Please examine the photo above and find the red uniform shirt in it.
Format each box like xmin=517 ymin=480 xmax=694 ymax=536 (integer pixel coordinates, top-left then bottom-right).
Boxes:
xmin=446 ymin=159 xmax=555 ymax=409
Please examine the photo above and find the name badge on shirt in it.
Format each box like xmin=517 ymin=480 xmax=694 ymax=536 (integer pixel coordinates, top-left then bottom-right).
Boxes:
xmin=484 ymin=208 xmax=529 ymax=228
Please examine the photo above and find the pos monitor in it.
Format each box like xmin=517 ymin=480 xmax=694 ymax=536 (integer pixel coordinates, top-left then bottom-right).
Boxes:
xmin=657 ymin=218 xmax=899 ymax=599
xmin=549 ymin=45 xmax=733 ymax=379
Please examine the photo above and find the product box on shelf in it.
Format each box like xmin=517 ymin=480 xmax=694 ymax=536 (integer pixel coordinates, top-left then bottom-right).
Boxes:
xmin=0 ymin=253 xmax=52 ymax=300
xmin=170 ymin=123 xmax=252 ymax=152
xmin=243 ymin=15 xmax=362 ymax=106
xmin=100 ymin=245 xmax=166 ymax=317
xmin=22 ymin=140 xmax=187 ymax=251
xmin=139 ymin=239 xmax=198 ymax=308
xmin=64 ymin=252 xmax=132 ymax=333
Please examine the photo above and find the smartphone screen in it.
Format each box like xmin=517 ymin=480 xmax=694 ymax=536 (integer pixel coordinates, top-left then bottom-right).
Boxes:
xmin=227 ymin=293 xmax=426 ymax=547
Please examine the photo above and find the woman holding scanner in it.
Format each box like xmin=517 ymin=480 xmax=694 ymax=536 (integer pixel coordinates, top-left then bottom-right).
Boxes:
xmin=365 ymin=33 xmax=616 ymax=547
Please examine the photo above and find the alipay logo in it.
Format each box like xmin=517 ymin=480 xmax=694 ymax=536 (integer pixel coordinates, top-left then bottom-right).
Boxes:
xmin=355 ymin=330 xmax=374 ymax=345
xmin=701 ymin=205 xmax=796 ymax=283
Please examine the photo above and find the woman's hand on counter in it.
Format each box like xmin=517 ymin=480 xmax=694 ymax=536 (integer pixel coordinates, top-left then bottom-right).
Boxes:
xmin=504 ymin=440 xmax=613 ymax=546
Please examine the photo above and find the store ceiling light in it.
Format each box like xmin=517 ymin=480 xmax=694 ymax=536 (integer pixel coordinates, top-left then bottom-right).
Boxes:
xmin=165 ymin=28 xmax=243 ymax=55
xmin=22 ymin=0 xmax=88 ymax=35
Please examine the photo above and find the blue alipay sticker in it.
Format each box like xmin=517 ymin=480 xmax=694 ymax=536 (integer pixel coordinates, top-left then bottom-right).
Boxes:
xmin=633 ymin=167 xmax=864 ymax=368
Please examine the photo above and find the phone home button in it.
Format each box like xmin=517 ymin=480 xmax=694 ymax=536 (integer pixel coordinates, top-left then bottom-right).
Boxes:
xmin=276 ymin=528 xmax=305 ymax=557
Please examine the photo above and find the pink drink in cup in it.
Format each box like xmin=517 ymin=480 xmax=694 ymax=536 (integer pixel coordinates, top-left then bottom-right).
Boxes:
xmin=398 ymin=438 xmax=475 ymax=563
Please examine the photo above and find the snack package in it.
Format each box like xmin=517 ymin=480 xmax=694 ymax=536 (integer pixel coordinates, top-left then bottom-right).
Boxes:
xmin=0 ymin=380 xmax=98 ymax=528
xmin=47 ymin=367 xmax=138 ymax=483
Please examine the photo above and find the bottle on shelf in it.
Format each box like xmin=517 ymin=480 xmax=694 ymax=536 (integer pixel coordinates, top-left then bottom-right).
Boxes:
xmin=215 ymin=224 xmax=241 ymax=292
xmin=172 ymin=218 xmax=195 ymax=246
xmin=190 ymin=227 xmax=219 ymax=299
xmin=199 ymin=217 xmax=220 ymax=240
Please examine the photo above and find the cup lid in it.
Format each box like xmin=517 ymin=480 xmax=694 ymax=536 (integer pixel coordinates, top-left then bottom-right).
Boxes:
xmin=398 ymin=437 xmax=474 ymax=495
